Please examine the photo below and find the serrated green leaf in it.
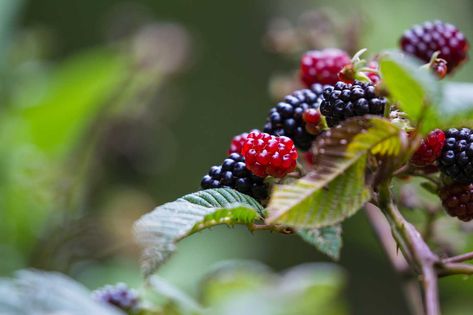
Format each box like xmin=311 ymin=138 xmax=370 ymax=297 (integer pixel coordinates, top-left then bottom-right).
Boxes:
xmin=297 ymin=225 xmax=342 ymax=260
xmin=266 ymin=117 xmax=402 ymax=228
xmin=0 ymin=270 xmax=123 ymax=315
xmin=134 ymin=188 xmax=264 ymax=277
xmin=379 ymin=52 xmax=440 ymax=134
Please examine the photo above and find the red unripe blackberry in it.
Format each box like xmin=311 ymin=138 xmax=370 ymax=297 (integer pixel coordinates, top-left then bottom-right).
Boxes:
xmin=366 ymin=61 xmax=380 ymax=85
xmin=228 ymin=130 xmax=259 ymax=155
xmin=92 ymin=283 xmax=140 ymax=312
xmin=438 ymin=128 xmax=473 ymax=183
xmin=300 ymin=49 xmax=351 ymax=86
xmin=439 ymin=183 xmax=473 ymax=221
xmin=411 ymin=129 xmax=445 ymax=167
xmin=320 ymin=81 xmax=387 ymax=127
xmin=400 ymin=20 xmax=469 ymax=74
xmin=241 ymin=131 xmax=298 ymax=178
xmin=263 ymin=84 xmax=327 ymax=151
xmin=200 ymin=153 xmax=268 ymax=201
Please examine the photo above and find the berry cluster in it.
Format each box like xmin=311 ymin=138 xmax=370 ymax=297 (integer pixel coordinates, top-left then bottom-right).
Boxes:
xmin=320 ymin=81 xmax=387 ymax=127
xmin=92 ymin=283 xmax=140 ymax=312
xmin=242 ymin=132 xmax=298 ymax=178
xmin=439 ymin=183 xmax=473 ymax=222
xmin=263 ymin=85 xmax=326 ymax=151
xmin=201 ymin=153 xmax=268 ymax=201
xmin=300 ymin=49 xmax=351 ymax=86
xmin=400 ymin=20 xmax=468 ymax=74
xmin=438 ymin=128 xmax=473 ymax=183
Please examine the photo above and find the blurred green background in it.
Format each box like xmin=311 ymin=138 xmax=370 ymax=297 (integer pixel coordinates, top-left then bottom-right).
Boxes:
xmin=1 ymin=0 xmax=473 ymax=314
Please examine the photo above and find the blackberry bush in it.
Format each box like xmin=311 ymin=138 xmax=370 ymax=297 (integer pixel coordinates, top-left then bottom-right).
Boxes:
xmin=263 ymin=85 xmax=326 ymax=150
xmin=319 ymin=80 xmax=387 ymax=127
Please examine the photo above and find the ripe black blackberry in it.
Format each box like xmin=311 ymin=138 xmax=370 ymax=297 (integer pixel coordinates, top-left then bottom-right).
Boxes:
xmin=438 ymin=128 xmax=473 ymax=183
xmin=92 ymin=283 xmax=140 ymax=312
xmin=200 ymin=153 xmax=268 ymax=201
xmin=320 ymin=81 xmax=387 ymax=127
xmin=263 ymin=84 xmax=327 ymax=151
xmin=439 ymin=183 xmax=473 ymax=221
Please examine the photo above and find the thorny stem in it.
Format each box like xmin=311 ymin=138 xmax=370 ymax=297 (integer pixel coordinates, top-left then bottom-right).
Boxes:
xmin=375 ymin=181 xmax=440 ymax=315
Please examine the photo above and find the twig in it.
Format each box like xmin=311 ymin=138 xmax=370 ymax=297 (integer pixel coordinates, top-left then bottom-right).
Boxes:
xmin=442 ymin=251 xmax=473 ymax=264
xmin=365 ymin=204 xmax=410 ymax=275
xmin=438 ymin=262 xmax=473 ymax=277
xmin=249 ymin=224 xmax=294 ymax=234
xmin=376 ymin=182 xmax=440 ymax=315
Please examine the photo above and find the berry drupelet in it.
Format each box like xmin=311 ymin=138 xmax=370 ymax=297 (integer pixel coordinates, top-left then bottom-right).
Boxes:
xmin=411 ymin=129 xmax=445 ymax=167
xmin=228 ymin=130 xmax=259 ymax=155
xmin=92 ymin=283 xmax=140 ymax=312
xmin=438 ymin=128 xmax=473 ymax=183
xmin=263 ymin=85 xmax=326 ymax=151
xmin=241 ymin=131 xmax=298 ymax=178
xmin=400 ymin=20 xmax=469 ymax=74
xmin=300 ymin=49 xmax=351 ymax=86
xmin=439 ymin=183 xmax=473 ymax=221
xmin=320 ymin=81 xmax=387 ymax=127
xmin=200 ymin=153 xmax=268 ymax=201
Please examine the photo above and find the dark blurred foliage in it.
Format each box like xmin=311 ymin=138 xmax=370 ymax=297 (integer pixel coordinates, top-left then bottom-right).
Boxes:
xmin=0 ymin=0 xmax=471 ymax=314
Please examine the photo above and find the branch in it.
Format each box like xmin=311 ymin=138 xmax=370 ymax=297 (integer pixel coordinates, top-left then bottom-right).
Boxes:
xmin=248 ymin=224 xmax=294 ymax=234
xmin=376 ymin=182 xmax=440 ymax=315
xmin=438 ymin=262 xmax=473 ymax=277
xmin=442 ymin=251 xmax=473 ymax=264
xmin=365 ymin=204 xmax=410 ymax=275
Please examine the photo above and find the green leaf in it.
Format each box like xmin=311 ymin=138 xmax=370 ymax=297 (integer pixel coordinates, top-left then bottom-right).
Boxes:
xmin=266 ymin=116 xmax=402 ymax=228
xmin=134 ymin=188 xmax=264 ymax=277
xmin=0 ymin=270 xmax=124 ymax=315
xmin=200 ymin=260 xmax=274 ymax=307
xmin=434 ymin=82 xmax=473 ymax=129
xmin=297 ymin=225 xmax=342 ymax=260
xmin=148 ymin=276 xmax=204 ymax=315
xmin=379 ymin=52 xmax=440 ymax=134
xmin=202 ymin=262 xmax=347 ymax=315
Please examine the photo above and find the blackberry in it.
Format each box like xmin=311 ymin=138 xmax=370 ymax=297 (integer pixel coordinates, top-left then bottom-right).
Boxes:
xmin=241 ymin=131 xmax=298 ymax=178
xmin=263 ymin=84 xmax=327 ymax=151
xmin=439 ymin=183 xmax=473 ymax=221
xmin=320 ymin=81 xmax=387 ymax=127
xmin=200 ymin=153 xmax=268 ymax=201
xmin=300 ymin=49 xmax=351 ymax=86
xmin=400 ymin=20 xmax=469 ymax=74
xmin=92 ymin=283 xmax=140 ymax=312
xmin=438 ymin=128 xmax=473 ymax=183
xmin=228 ymin=130 xmax=259 ymax=155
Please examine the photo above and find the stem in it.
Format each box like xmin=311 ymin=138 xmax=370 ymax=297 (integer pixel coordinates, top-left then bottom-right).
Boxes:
xmin=443 ymin=251 xmax=473 ymax=264
xmin=249 ymin=224 xmax=294 ymax=234
xmin=376 ymin=182 xmax=440 ymax=315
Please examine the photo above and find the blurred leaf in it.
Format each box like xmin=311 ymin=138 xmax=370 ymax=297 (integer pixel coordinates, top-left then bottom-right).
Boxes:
xmin=379 ymin=52 xmax=440 ymax=134
xmin=0 ymin=270 xmax=124 ymax=315
xmin=202 ymin=262 xmax=346 ymax=315
xmin=200 ymin=260 xmax=274 ymax=306
xmin=16 ymin=48 xmax=127 ymax=156
xmin=267 ymin=117 xmax=402 ymax=228
xmin=134 ymin=188 xmax=264 ymax=277
xmin=297 ymin=225 xmax=342 ymax=260
xmin=148 ymin=276 xmax=204 ymax=315
xmin=435 ymin=82 xmax=473 ymax=129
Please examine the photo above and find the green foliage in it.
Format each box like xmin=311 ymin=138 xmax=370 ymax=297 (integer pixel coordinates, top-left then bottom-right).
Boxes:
xmin=134 ymin=188 xmax=264 ymax=277
xmin=0 ymin=270 xmax=123 ymax=315
xmin=0 ymin=47 xmax=129 ymax=271
xmin=297 ymin=225 xmax=343 ymax=260
xmin=201 ymin=261 xmax=346 ymax=315
xmin=379 ymin=52 xmax=440 ymax=134
xmin=266 ymin=117 xmax=403 ymax=228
